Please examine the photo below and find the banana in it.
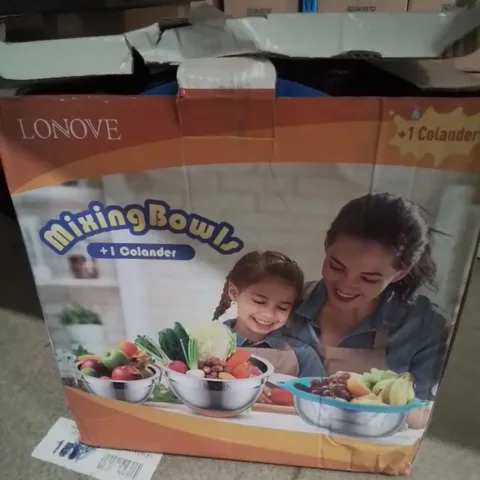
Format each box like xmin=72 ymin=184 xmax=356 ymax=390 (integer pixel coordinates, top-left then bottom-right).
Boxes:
xmin=406 ymin=376 xmax=416 ymax=403
xmin=380 ymin=379 xmax=397 ymax=404
xmin=372 ymin=378 xmax=396 ymax=396
xmin=388 ymin=374 xmax=415 ymax=406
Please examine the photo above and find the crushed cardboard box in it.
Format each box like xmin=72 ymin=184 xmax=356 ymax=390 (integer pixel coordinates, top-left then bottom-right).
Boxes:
xmin=316 ymin=0 xmax=408 ymax=13
xmin=223 ymin=0 xmax=298 ymax=17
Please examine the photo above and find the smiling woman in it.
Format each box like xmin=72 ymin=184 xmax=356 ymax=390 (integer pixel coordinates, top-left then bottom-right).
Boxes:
xmin=285 ymin=193 xmax=450 ymax=410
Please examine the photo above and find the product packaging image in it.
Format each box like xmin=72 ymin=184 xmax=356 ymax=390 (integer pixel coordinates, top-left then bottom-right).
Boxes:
xmin=1 ymin=10 xmax=480 ymax=476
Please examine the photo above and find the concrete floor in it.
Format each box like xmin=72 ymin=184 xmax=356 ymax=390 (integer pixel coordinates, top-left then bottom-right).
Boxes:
xmin=0 ymin=209 xmax=479 ymax=480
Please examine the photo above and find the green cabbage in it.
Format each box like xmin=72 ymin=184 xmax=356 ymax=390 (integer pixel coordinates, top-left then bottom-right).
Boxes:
xmin=188 ymin=320 xmax=237 ymax=362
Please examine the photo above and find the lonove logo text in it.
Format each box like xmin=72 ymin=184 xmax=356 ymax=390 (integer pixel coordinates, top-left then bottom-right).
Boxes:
xmin=39 ymin=199 xmax=244 ymax=256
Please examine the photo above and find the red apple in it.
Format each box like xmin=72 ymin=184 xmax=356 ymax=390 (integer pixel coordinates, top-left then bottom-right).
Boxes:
xmin=118 ymin=341 xmax=139 ymax=358
xmin=111 ymin=365 xmax=142 ymax=381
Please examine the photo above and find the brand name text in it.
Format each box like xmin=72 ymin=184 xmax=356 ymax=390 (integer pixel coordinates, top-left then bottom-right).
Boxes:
xmin=18 ymin=118 xmax=121 ymax=141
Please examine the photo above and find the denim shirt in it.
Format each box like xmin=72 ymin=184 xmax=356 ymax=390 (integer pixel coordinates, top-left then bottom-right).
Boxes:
xmin=223 ymin=319 xmax=325 ymax=378
xmin=284 ymin=281 xmax=450 ymax=400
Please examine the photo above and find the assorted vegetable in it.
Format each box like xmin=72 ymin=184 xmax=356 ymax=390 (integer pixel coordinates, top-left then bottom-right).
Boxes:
xmin=135 ymin=321 xmax=263 ymax=381
xmin=187 ymin=320 xmax=237 ymax=363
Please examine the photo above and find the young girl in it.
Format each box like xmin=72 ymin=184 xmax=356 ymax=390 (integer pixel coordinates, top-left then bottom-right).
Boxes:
xmin=213 ymin=250 xmax=325 ymax=378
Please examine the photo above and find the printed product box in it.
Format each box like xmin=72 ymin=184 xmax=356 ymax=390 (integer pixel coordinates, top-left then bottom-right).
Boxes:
xmin=407 ymin=0 xmax=471 ymax=11
xmin=223 ymin=0 xmax=298 ymax=17
xmin=1 ymin=52 xmax=479 ymax=476
xmin=314 ymin=0 xmax=408 ymax=12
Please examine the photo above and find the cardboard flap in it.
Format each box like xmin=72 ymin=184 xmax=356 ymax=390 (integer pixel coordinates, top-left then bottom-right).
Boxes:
xmin=176 ymin=57 xmax=276 ymax=138
xmin=3 ymin=8 xmax=480 ymax=80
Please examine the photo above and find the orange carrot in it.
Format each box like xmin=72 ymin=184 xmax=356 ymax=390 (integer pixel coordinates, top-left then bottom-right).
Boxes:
xmin=226 ymin=348 xmax=250 ymax=369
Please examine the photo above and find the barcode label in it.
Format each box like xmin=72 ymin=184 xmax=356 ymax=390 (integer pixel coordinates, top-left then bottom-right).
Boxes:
xmin=97 ymin=453 xmax=144 ymax=479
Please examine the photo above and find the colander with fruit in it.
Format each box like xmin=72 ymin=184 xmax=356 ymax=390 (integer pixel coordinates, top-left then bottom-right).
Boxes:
xmin=278 ymin=368 xmax=429 ymax=437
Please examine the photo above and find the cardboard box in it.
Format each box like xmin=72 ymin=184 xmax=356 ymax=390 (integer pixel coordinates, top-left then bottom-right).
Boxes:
xmin=223 ymin=0 xmax=298 ymax=17
xmin=453 ymin=29 xmax=480 ymax=71
xmin=4 ymin=4 xmax=189 ymax=42
xmin=1 ymin=15 xmax=480 ymax=477
xmin=316 ymin=0 xmax=408 ymax=12
xmin=407 ymin=0 xmax=471 ymax=11
xmin=123 ymin=4 xmax=190 ymax=31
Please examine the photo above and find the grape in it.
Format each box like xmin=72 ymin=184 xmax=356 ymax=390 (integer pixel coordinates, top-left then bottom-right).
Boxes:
xmin=311 ymin=379 xmax=321 ymax=387
xmin=322 ymin=389 xmax=333 ymax=397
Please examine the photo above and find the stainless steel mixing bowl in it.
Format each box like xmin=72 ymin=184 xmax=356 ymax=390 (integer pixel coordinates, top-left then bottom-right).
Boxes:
xmin=293 ymin=396 xmax=407 ymax=438
xmin=78 ymin=365 xmax=161 ymax=404
xmin=164 ymin=355 xmax=274 ymax=418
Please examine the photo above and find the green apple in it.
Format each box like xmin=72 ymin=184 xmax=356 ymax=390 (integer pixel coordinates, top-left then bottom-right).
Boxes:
xmin=101 ymin=348 xmax=128 ymax=371
xmin=81 ymin=367 xmax=98 ymax=377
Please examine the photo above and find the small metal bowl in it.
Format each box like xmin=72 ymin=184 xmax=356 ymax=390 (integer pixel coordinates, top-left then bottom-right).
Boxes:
xmin=163 ymin=355 xmax=274 ymax=418
xmin=279 ymin=377 xmax=427 ymax=438
xmin=78 ymin=365 xmax=161 ymax=404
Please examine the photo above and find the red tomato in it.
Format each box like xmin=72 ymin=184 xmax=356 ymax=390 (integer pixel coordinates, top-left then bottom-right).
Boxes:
xmin=168 ymin=361 xmax=188 ymax=374
xmin=118 ymin=341 xmax=139 ymax=358
xmin=226 ymin=348 xmax=250 ymax=369
xmin=270 ymin=388 xmax=294 ymax=406
xmin=249 ymin=366 xmax=262 ymax=377
xmin=232 ymin=362 xmax=252 ymax=379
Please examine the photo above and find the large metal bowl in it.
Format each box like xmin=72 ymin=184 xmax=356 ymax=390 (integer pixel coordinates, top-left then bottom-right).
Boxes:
xmin=280 ymin=377 xmax=427 ymax=438
xmin=78 ymin=365 xmax=161 ymax=404
xmin=293 ymin=397 xmax=407 ymax=438
xmin=163 ymin=355 xmax=274 ymax=418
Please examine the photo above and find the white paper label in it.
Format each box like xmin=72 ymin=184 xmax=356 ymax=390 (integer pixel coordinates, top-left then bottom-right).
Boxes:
xmin=32 ymin=418 xmax=162 ymax=480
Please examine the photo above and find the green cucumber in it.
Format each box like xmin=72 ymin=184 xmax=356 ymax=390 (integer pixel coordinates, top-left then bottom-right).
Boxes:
xmin=164 ymin=327 xmax=186 ymax=363
xmin=158 ymin=330 xmax=172 ymax=358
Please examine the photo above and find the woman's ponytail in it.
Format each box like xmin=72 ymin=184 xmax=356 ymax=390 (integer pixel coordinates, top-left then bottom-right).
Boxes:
xmin=392 ymin=239 xmax=438 ymax=303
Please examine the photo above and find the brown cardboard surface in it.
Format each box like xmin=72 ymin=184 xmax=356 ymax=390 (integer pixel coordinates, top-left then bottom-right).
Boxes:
xmin=453 ymin=30 xmax=480 ymax=71
xmin=223 ymin=0 xmax=298 ymax=17
xmin=317 ymin=0 xmax=408 ymax=12
xmin=123 ymin=4 xmax=190 ymax=31
xmin=407 ymin=0 xmax=473 ymax=11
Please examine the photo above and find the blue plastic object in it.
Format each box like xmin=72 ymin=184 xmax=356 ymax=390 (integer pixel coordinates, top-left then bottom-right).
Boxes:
xmin=301 ymin=0 xmax=318 ymax=13
xmin=278 ymin=377 xmax=428 ymax=414
xmin=143 ymin=79 xmax=327 ymax=98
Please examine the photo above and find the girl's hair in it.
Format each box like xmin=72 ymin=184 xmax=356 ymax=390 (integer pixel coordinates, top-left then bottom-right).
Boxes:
xmin=212 ymin=250 xmax=304 ymax=321
xmin=325 ymin=193 xmax=438 ymax=303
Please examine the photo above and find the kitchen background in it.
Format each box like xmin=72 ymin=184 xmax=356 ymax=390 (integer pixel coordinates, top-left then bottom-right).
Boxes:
xmin=12 ymin=162 xmax=480 ymax=354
